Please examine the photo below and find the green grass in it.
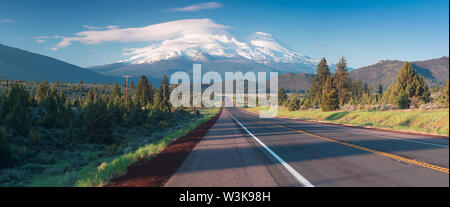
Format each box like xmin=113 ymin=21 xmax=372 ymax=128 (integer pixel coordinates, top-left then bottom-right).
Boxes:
xmin=244 ymin=107 xmax=449 ymax=136
xmin=73 ymin=107 xmax=221 ymax=187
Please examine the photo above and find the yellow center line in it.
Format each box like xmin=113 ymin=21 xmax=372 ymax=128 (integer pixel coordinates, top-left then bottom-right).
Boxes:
xmin=254 ymin=117 xmax=449 ymax=174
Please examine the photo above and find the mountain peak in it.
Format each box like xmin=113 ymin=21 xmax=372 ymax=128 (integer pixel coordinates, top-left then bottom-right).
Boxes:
xmin=121 ymin=30 xmax=319 ymax=67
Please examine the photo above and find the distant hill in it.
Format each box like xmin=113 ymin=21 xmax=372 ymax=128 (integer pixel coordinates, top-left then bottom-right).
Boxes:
xmin=0 ymin=43 xmax=117 ymax=83
xmin=276 ymin=57 xmax=449 ymax=93
xmin=275 ymin=72 xmax=314 ymax=93
xmin=349 ymin=57 xmax=449 ymax=90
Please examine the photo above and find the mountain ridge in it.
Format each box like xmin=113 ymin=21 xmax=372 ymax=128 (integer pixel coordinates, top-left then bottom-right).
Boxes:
xmin=275 ymin=57 xmax=449 ymax=93
xmin=0 ymin=43 xmax=117 ymax=83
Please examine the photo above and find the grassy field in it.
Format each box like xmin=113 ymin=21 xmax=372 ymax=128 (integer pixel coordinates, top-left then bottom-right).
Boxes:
xmin=244 ymin=107 xmax=449 ymax=136
xmin=27 ymin=108 xmax=221 ymax=187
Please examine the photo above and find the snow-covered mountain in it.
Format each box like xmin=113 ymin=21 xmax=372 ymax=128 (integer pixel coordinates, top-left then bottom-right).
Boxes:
xmin=89 ymin=22 xmax=333 ymax=83
xmin=122 ymin=31 xmax=319 ymax=67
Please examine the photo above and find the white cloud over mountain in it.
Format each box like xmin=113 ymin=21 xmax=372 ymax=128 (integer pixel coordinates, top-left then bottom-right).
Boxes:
xmin=52 ymin=18 xmax=229 ymax=50
xmin=52 ymin=18 xmax=319 ymax=68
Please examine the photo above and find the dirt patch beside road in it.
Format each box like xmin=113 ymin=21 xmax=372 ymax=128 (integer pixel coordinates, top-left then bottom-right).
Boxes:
xmin=106 ymin=108 xmax=222 ymax=187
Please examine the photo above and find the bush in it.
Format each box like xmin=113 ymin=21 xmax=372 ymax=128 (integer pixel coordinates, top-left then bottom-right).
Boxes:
xmin=0 ymin=126 xmax=12 ymax=167
xmin=287 ymin=96 xmax=301 ymax=111
xmin=395 ymin=92 xmax=409 ymax=109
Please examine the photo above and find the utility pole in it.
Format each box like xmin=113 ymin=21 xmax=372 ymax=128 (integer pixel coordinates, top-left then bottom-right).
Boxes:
xmin=122 ymin=75 xmax=132 ymax=110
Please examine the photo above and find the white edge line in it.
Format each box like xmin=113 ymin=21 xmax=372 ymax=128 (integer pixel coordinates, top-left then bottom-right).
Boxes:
xmin=228 ymin=111 xmax=315 ymax=187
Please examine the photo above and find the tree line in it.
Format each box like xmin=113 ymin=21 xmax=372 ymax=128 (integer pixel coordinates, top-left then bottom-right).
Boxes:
xmin=0 ymin=75 xmax=194 ymax=168
xmin=279 ymin=57 xmax=449 ymax=111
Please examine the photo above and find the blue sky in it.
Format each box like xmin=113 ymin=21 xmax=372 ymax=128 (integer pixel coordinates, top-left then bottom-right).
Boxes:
xmin=0 ymin=0 xmax=448 ymax=68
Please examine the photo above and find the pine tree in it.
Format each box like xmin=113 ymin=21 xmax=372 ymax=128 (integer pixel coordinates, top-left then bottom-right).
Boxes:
xmin=382 ymin=62 xmax=431 ymax=108
xmin=112 ymin=83 xmax=122 ymax=97
xmin=287 ymin=95 xmax=301 ymax=111
xmin=83 ymin=96 xmax=112 ymax=143
xmin=153 ymin=91 xmax=161 ymax=110
xmin=159 ymin=75 xmax=171 ymax=111
xmin=161 ymin=75 xmax=170 ymax=102
xmin=278 ymin=88 xmax=288 ymax=106
xmin=36 ymin=80 xmax=49 ymax=104
xmin=439 ymin=80 xmax=449 ymax=108
xmin=320 ymin=77 xmax=339 ymax=111
xmin=2 ymin=83 xmax=31 ymax=136
xmin=377 ymin=83 xmax=383 ymax=96
xmin=135 ymin=75 xmax=153 ymax=106
xmin=309 ymin=58 xmax=331 ymax=106
xmin=334 ymin=57 xmax=351 ymax=105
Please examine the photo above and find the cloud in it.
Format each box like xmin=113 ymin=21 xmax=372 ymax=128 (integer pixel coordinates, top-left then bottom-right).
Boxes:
xmin=170 ymin=2 xmax=223 ymax=12
xmin=34 ymin=36 xmax=50 ymax=43
xmin=52 ymin=18 xmax=229 ymax=50
xmin=82 ymin=25 xmax=119 ymax=30
xmin=0 ymin=19 xmax=14 ymax=23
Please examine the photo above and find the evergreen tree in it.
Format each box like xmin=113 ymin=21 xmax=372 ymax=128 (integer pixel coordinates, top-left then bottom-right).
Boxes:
xmin=363 ymin=83 xmax=369 ymax=94
xmin=135 ymin=75 xmax=153 ymax=107
xmin=161 ymin=75 xmax=170 ymax=102
xmin=320 ymin=77 xmax=339 ymax=111
xmin=83 ymin=97 xmax=112 ymax=143
xmin=112 ymin=83 xmax=122 ymax=97
xmin=159 ymin=75 xmax=171 ymax=111
xmin=309 ymin=58 xmax=331 ymax=106
xmin=439 ymin=80 xmax=449 ymax=108
xmin=286 ymin=95 xmax=301 ymax=111
xmin=377 ymin=83 xmax=383 ymax=96
xmin=86 ymin=88 xmax=99 ymax=105
xmin=36 ymin=80 xmax=49 ymax=104
xmin=153 ymin=91 xmax=161 ymax=110
xmin=2 ymin=83 xmax=31 ymax=136
xmin=382 ymin=62 xmax=431 ymax=108
xmin=278 ymin=88 xmax=288 ymax=106
xmin=334 ymin=57 xmax=351 ymax=105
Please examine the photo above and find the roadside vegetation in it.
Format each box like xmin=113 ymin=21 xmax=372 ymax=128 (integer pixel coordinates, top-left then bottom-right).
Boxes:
xmin=0 ymin=76 xmax=219 ymax=186
xmin=247 ymin=57 xmax=449 ymax=136
xmin=244 ymin=107 xmax=448 ymax=136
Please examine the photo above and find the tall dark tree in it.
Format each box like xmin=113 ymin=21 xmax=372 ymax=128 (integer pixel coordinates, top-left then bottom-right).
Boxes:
xmin=36 ymin=80 xmax=49 ymax=104
xmin=112 ymin=83 xmax=122 ymax=97
xmin=161 ymin=75 xmax=170 ymax=102
xmin=334 ymin=57 xmax=351 ymax=105
xmin=377 ymin=83 xmax=383 ymax=96
xmin=83 ymin=97 xmax=112 ymax=143
xmin=309 ymin=58 xmax=331 ymax=106
xmin=278 ymin=88 xmax=288 ymax=106
xmin=382 ymin=62 xmax=431 ymax=108
xmin=1 ymin=83 xmax=31 ymax=136
xmin=320 ymin=77 xmax=339 ymax=112
xmin=158 ymin=75 xmax=171 ymax=111
xmin=286 ymin=94 xmax=301 ymax=111
xmin=439 ymin=80 xmax=449 ymax=108
xmin=135 ymin=75 xmax=153 ymax=106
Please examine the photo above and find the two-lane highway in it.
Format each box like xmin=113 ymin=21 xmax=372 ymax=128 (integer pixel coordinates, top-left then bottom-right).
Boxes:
xmin=166 ymin=106 xmax=449 ymax=187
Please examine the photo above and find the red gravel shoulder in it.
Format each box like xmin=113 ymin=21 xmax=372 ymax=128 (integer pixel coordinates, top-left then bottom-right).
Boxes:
xmin=105 ymin=108 xmax=222 ymax=187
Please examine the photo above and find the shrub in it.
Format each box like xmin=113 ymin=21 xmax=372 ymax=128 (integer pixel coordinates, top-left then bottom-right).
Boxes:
xmin=0 ymin=126 xmax=12 ymax=167
xmin=395 ymin=92 xmax=409 ymax=109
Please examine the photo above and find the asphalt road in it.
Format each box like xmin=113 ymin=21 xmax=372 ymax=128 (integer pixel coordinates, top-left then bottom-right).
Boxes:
xmin=165 ymin=106 xmax=449 ymax=187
